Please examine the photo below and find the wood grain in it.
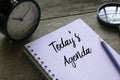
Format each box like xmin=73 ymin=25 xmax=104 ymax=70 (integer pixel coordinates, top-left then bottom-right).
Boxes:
xmin=0 ymin=0 xmax=120 ymax=80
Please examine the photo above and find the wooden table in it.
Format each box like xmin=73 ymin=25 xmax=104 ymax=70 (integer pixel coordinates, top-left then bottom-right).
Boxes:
xmin=0 ymin=0 xmax=120 ymax=80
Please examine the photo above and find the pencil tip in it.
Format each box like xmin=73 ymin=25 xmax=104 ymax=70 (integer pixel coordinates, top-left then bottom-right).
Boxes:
xmin=99 ymin=37 xmax=104 ymax=42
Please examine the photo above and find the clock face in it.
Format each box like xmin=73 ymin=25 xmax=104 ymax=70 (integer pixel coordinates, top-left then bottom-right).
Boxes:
xmin=7 ymin=0 xmax=40 ymax=40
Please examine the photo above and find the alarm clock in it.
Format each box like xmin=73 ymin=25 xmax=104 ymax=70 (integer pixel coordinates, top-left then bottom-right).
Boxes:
xmin=0 ymin=0 xmax=41 ymax=41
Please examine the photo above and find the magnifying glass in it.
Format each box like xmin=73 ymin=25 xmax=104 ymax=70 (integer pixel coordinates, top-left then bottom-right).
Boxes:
xmin=97 ymin=2 xmax=120 ymax=32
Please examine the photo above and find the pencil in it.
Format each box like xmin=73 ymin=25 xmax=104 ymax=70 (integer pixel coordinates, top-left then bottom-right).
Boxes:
xmin=99 ymin=37 xmax=120 ymax=73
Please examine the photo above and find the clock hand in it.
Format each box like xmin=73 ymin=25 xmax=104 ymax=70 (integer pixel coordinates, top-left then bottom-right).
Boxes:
xmin=11 ymin=17 xmax=23 ymax=21
xmin=21 ymin=7 xmax=31 ymax=20
xmin=11 ymin=7 xmax=31 ymax=21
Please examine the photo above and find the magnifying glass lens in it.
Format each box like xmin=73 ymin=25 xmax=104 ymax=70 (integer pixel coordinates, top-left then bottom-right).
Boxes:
xmin=97 ymin=2 xmax=120 ymax=28
xmin=99 ymin=6 xmax=120 ymax=24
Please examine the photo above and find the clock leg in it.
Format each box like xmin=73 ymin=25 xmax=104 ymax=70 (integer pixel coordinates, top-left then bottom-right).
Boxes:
xmin=0 ymin=13 xmax=7 ymax=27
xmin=0 ymin=13 xmax=7 ymax=35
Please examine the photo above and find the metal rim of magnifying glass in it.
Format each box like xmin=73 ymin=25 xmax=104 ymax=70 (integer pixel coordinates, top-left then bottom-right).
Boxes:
xmin=97 ymin=2 xmax=120 ymax=28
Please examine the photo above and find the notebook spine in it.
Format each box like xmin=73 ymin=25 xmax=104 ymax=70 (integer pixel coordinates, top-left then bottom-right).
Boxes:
xmin=25 ymin=45 xmax=59 ymax=80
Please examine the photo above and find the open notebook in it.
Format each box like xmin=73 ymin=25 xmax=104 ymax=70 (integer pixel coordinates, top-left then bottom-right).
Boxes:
xmin=24 ymin=19 xmax=120 ymax=80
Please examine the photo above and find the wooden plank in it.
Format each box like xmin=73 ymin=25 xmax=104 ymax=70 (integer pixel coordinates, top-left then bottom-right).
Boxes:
xmin=37 ymin=0 xmax=113 ymax=20
xmin=0 ymin=12 xmax=119 ymax=80
xmin=0 ymin=0 xmax=120 ymax=80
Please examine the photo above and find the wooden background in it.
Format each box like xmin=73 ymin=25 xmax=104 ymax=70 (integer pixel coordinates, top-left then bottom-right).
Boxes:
xmin=0 ymin=0 xmax=120 ymax=80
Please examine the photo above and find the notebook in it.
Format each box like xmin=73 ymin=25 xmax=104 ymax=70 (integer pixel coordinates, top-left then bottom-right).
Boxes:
xmin=24 ymin=19 xmax=120 ymax=80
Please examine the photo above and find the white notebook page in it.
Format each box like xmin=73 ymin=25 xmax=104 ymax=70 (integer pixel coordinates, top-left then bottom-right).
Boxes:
xmin=25 ymin=19 xmax=120 ymax=80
